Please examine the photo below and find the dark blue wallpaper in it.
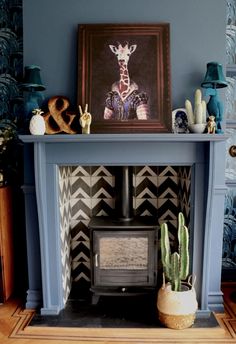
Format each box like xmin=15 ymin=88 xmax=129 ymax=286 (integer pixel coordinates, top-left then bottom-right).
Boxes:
xmin=0 ymin=0 xmax=23 ymax=123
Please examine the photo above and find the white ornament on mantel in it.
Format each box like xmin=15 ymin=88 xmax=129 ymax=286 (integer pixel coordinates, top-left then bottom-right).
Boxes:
xmin=29 ymin=108 xmax=46 ymax=135
xmin=185 ymin=89 xmax=207 ymax=127
xmin=79 ymin=104 xmax=92 ymax=134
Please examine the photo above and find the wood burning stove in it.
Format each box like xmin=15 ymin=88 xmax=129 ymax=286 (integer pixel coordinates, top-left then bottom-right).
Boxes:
xmin=89 ymin=166 xmax=158 ymax=304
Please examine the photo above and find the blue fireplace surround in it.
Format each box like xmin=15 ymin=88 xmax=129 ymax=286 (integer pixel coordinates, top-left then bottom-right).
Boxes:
xmin=20 ymin=133 xmax=227 ymax=316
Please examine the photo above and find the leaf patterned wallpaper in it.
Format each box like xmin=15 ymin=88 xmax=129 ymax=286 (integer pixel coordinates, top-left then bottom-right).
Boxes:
xmin=223 ymin=0 xmax=236 ymax=280
xmin=0 ymin=0 xmax=23 ymax=124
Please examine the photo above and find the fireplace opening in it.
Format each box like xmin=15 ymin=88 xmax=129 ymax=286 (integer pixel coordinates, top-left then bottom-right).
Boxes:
xmin=58 ymin=164 xmax=192 ymax=312
xmin=30 ymin=163 xmax=196 ymax=327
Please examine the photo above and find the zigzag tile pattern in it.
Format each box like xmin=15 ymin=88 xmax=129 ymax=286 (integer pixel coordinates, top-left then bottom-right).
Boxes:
xmin=70 ymin=220 xmax=90 ymax=288
xmin=58 ymin=165 xmax=192 ymax=294
xmin=69 ymin=168 xmax=93 ymax=290
xmin=178 ymin=166 xmax=191 ymax=226
xmin=59 ymin=166 xmax=72 ymax=305
xmin=134 ymin=166 xmax=158 ymax=218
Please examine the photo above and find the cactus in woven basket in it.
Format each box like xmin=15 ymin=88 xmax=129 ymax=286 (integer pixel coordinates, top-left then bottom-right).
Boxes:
xmin=160 ymin=212 xmax=189 ymax=291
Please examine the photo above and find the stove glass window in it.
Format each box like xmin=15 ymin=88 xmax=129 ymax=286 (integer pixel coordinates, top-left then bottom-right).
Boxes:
xmin=99 ymin=237 xmax=148 ymax=270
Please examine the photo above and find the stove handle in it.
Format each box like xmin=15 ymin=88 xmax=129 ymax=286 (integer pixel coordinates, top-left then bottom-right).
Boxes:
xmin=94 ymin=253 xmax=99 ymax=267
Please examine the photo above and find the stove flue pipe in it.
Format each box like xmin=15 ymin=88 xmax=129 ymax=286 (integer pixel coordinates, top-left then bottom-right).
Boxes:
xmin=115 ymin=166 xmax=133 ymax=221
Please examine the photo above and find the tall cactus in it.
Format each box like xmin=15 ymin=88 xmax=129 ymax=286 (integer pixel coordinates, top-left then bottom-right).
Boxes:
xmin=160 ymin=212 xmax=189 ymax=291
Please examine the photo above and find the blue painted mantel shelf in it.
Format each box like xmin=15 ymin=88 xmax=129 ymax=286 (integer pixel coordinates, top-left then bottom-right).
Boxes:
xmin=20 ymin=133 xmax=228 ymax=143
xmin=20 ymin=133 xmax=228 ymax=315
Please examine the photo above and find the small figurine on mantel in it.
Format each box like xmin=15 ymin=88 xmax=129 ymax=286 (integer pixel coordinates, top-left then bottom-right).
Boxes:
xmin=79 ymin=104 xmax=92 ymax=134
xmin=207 ymin=115 xmax=216 ymax=134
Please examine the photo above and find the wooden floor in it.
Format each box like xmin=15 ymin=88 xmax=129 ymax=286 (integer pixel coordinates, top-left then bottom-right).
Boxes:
xmin=1 ymin=284 xmax=236 ymax=344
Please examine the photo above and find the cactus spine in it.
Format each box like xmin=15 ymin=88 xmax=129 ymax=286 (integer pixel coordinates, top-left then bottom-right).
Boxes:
xmin=160 ymin=212 xmax=189 ymax=291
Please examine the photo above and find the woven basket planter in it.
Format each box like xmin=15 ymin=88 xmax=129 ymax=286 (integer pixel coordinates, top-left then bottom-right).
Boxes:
xmin=157 ymin=279 xmax=198 ymax=330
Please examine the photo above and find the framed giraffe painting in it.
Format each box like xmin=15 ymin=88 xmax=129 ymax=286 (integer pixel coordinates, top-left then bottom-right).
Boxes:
xmin=77 ymin=23 xmax=171 ymax=133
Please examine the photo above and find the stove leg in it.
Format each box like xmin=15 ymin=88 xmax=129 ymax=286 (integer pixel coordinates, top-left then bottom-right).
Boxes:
xmin=91 ymin=294 xmax=100 ymax=305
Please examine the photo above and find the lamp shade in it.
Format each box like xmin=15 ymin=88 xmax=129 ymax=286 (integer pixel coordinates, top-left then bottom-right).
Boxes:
xmin=201 ymin=62 xmax=227 ymax=89
xmin=22 ymin=65 xmax=46 ymax=91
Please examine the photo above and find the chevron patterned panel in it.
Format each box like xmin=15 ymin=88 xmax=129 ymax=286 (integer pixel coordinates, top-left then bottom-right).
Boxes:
xmin=157 ymin=167 xmax=180 ymax=253
xmin=91 ymin=169 xmax=115 ymax=217
xmin=134 ymin=198 xmax=158 ymax=217
xmin=71 ymin=176 xmax=91 ymax=199
xmin=133 ymin=166 xmax=158 ymax=217
xmin=70 ymin=166 xmax=115 ymax=286
xmin=91 ymin=166 xmax=115 ymax=176
xmin=178 ymin=166 xmax=191 ymax=227
xmin=70 ymin=198 xmax=92 ymax=220
xmin=134 ymin=166 xmax=158 ymax=176
xmin=91 ymin=198 xmax=115 ymax=217
xmin=59 ymin=166 xmax=72 ymax=207
xmin=70 ymin=167 xmax=92 ymax=288
xmin=71 ymin=166 xmax=91 ymax=177
xmin=58 ymin=165 xmax=192 ymax=289
xmin=59 ymin=166 xmax=72 ymax=305
xmin=157 ymin=166 xmax=179 ymax=221
xmin=91 ymin=176 xmax=115 ymax=199
xmin=70 ymin=219 xmax=90 ymax=289
xmin=70 ymin=167 xmax=92 ymax=220
xmin=71 ymin=222 xmax=90 ymax=283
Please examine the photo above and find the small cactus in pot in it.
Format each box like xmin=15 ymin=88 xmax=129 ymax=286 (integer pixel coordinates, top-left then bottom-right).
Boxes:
xmin=157 ymin=212 xmax=198 ymax=329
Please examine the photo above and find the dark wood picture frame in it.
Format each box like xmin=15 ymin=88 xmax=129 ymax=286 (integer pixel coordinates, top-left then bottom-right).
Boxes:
xmin=77 ymin=24 xmax=171 ymax=133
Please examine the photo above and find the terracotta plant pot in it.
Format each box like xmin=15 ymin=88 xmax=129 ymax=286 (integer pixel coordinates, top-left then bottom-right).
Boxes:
xmin=157 ymin=279 xmax=198 ymax=330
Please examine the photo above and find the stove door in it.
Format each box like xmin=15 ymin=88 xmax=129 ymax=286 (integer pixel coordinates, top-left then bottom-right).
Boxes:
xmin=91 ymin=229 xmax=157 ymax=288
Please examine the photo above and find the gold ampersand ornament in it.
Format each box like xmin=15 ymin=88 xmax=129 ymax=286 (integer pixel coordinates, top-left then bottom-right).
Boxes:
xmin=44 ymin=96 xmax=77 ymax=134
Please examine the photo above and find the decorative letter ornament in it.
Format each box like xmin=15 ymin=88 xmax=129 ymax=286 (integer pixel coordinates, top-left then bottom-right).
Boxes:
xmin=44 ymin=96 xmax=77 ymax=134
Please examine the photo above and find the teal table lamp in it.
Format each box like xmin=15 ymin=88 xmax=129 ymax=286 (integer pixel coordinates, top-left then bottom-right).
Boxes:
xmin=22 ymin=65 xmax=46 ymax=127
xmin=201 ymin=62 xmax=227 ymax=133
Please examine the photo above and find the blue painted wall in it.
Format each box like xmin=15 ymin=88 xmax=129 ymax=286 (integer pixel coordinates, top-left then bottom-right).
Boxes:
xmin=23 ymin=0 xmax=226 ymax=111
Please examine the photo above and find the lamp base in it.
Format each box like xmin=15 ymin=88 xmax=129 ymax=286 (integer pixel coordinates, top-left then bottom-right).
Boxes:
xmin=24 ymin=91 xmax=44 ymax=131
xmin=216 ymin=121 xmax=224 ymax=134
xmin=206 ymin=92 xmax=224 ymax=135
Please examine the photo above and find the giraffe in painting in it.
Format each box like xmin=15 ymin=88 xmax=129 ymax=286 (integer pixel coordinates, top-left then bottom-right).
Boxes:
xmin=104 ymin=43 xmax=149 ymax=120
xmin=109 ymin=43 xmax=136 ymax=100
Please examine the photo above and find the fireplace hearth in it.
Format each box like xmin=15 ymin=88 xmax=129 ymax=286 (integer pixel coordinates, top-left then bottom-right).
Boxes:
xmin=20 ymin=133 xmax=227 ymax=316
